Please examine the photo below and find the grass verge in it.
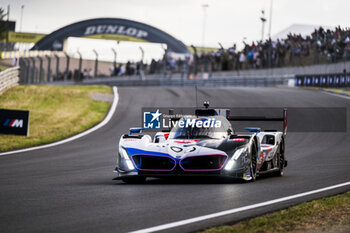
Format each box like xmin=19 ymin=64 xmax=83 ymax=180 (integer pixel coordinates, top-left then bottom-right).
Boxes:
xmin=0 ymin=85 xmax=113 ymax=152
xmin=0 ymin=64 xmax=9 ymax=71
xmin=201 ymin=191 xmax=350 ymax=233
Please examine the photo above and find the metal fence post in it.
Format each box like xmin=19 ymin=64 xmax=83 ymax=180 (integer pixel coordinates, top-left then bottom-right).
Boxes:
xmin=77 ymin=50 xmax=82 ymax=77
xmin=93 ymin=49 xmax=98 ymax=78
xmin=139 ymin=46 xmax=145 ymax=80
xmin=64 ymin=52 xmax=70 ymax=81
xmin=112 ymin=48 xmax=117 ymax=76
xmin=38 ymin=56 xmax=43 ymax=83
xmin=54 ymin=53 xmax=60 ymax=81
xmin=29 ymin=57 xmax=35 ymax=83
xmin=45 ymin=55 xmax=51 ymax=82
xmin=25 ymin=58 xmax=30 ymax=83
xmin=19 ymin=58 xmax=26 ymax=83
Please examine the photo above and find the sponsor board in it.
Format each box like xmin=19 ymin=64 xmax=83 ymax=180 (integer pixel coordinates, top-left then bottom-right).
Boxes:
xmin=143 ymin=109 xmax=162 ymax=129
xmin=140 ymin=107 xmax=346 ymax=133
xmin=295 ymin=74 xmax=350 ymax=88
xmin=7 ymin=32 xmax=45 ymax=43
xmin=83 ymin=25 xmax=148 ymax=38
xmin=0 ymin=109 xmax=30 ymax=136
xmin=142 ymin=108 xmax=224 ymax=131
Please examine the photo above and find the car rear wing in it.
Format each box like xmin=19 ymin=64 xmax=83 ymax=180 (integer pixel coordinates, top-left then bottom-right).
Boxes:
xmin=227 ymin=108 xmax=288 ymax=136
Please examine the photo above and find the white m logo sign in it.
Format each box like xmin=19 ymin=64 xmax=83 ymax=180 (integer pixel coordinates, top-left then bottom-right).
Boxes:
xmin=11 ymin=119 xmax=23 ymax=128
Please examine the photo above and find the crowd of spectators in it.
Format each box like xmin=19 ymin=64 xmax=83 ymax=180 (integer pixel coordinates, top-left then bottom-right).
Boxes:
xmin=198 ymin=26 xmax=350 ymax=72
xmin=111 ymin=26 xmax=350 ymax=77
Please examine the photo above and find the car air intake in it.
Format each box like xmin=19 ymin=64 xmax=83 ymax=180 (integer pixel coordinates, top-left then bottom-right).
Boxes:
xmin=132 ymin=155 xmax=176 ymax=171
xmin=180 ymin=154 xmax=228 ymax=171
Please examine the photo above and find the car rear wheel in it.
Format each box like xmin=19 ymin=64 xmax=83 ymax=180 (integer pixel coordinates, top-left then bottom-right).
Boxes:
xmin=274 ymin=139 xmax=285 ymax=177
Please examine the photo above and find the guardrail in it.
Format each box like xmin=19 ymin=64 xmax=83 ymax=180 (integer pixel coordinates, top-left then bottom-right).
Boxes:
xmin=0 ymin=66 xmax=20 ymax=94
xmin=53 ymin=74 xmax=294 ymax=87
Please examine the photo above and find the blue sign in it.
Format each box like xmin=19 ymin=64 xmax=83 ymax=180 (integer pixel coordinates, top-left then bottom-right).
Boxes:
xmin=143 ymin=109 xmax=161 ymax=129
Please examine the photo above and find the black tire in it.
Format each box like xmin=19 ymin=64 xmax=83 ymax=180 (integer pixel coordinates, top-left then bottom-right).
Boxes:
xmin=250 ymin=141 xmax=257 ymax=182
xmin=274 ymin=139 xmax=285 ymax=177
xmin=121 ymin=176 xmax=146 ymax=184
xmin=244 ymin=141 xmax=257 ymax=182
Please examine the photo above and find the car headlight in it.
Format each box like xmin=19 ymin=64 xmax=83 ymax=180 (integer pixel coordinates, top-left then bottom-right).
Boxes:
xmin=224 ymin=147 xmax=248 ymax=171
xmin=232 ymin=147 xmax=248 ymax=160
xmin=119 ymin=147 xmax=135 ymax=170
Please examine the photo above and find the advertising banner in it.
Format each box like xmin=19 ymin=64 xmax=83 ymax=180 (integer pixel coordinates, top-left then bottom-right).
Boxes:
xmin=0 ymin=109 xmax=30 ymax=136
xmin=7 ymin=32 xmax=46 ymax=43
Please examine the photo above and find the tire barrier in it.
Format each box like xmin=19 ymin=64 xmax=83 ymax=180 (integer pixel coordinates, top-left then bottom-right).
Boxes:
xmin=0 ymin=66 xmax=20 ymax=94
xmin=295 ymin=73 xmax=350 ymax=88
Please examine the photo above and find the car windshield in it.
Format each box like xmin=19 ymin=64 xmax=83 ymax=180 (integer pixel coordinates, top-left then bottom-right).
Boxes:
xmin=168 ymin=118 xmax=227 ymax=139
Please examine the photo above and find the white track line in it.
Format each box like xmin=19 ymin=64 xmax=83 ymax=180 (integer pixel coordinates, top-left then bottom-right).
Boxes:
xmin=130 ymin=181 xmax=350 ymax=233
xmin=0 ymin=86 xmax=119 ymax=156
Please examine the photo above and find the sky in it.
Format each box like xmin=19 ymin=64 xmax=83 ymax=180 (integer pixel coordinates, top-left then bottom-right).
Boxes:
xmin=1 ymin=0 xmax=350 ymax=62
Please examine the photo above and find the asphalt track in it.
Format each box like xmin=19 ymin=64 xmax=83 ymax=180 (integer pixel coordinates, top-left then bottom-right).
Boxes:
xmin=1 ymin=87 xmax=350 ymax=233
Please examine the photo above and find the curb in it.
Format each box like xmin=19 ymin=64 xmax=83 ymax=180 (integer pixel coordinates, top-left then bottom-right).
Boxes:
xmin=320 ymin=88 xmax=350 ymax=97
xmin=301 ymin=87 xmax=350 ymax=98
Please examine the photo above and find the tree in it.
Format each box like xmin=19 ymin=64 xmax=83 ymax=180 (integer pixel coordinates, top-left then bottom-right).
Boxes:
xmin=0 ymin=8 xmax=8 ymax=41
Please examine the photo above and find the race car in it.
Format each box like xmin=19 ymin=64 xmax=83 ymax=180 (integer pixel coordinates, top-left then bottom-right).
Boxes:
xmin=113 ymin=103 xmax=288 ymax=183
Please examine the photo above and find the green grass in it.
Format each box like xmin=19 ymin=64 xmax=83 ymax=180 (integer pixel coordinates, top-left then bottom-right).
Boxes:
xmin=200 ymin=191 xmax=350 ymax=233
xmin=0 ymin=64 xmax=10 ymax=71
xmin=0 ymin=85 xmax=113 ymax=152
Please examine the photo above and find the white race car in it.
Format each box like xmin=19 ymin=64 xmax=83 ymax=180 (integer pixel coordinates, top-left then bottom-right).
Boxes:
xmin=114 ymin=103 xmax=288 ymax=183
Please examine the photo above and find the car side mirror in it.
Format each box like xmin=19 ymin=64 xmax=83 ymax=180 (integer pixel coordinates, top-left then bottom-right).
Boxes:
xmin=129 ymin=127 xmax=143 ymax=135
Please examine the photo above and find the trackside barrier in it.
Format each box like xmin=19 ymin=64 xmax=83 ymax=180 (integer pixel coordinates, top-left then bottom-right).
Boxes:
xmin=52 ymin=75 xmax=294 ymax=87
xmin=295 ymin=73 xmax=350 ymax=88
xmin=0 ymin=66 xmax=20 ymax=94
